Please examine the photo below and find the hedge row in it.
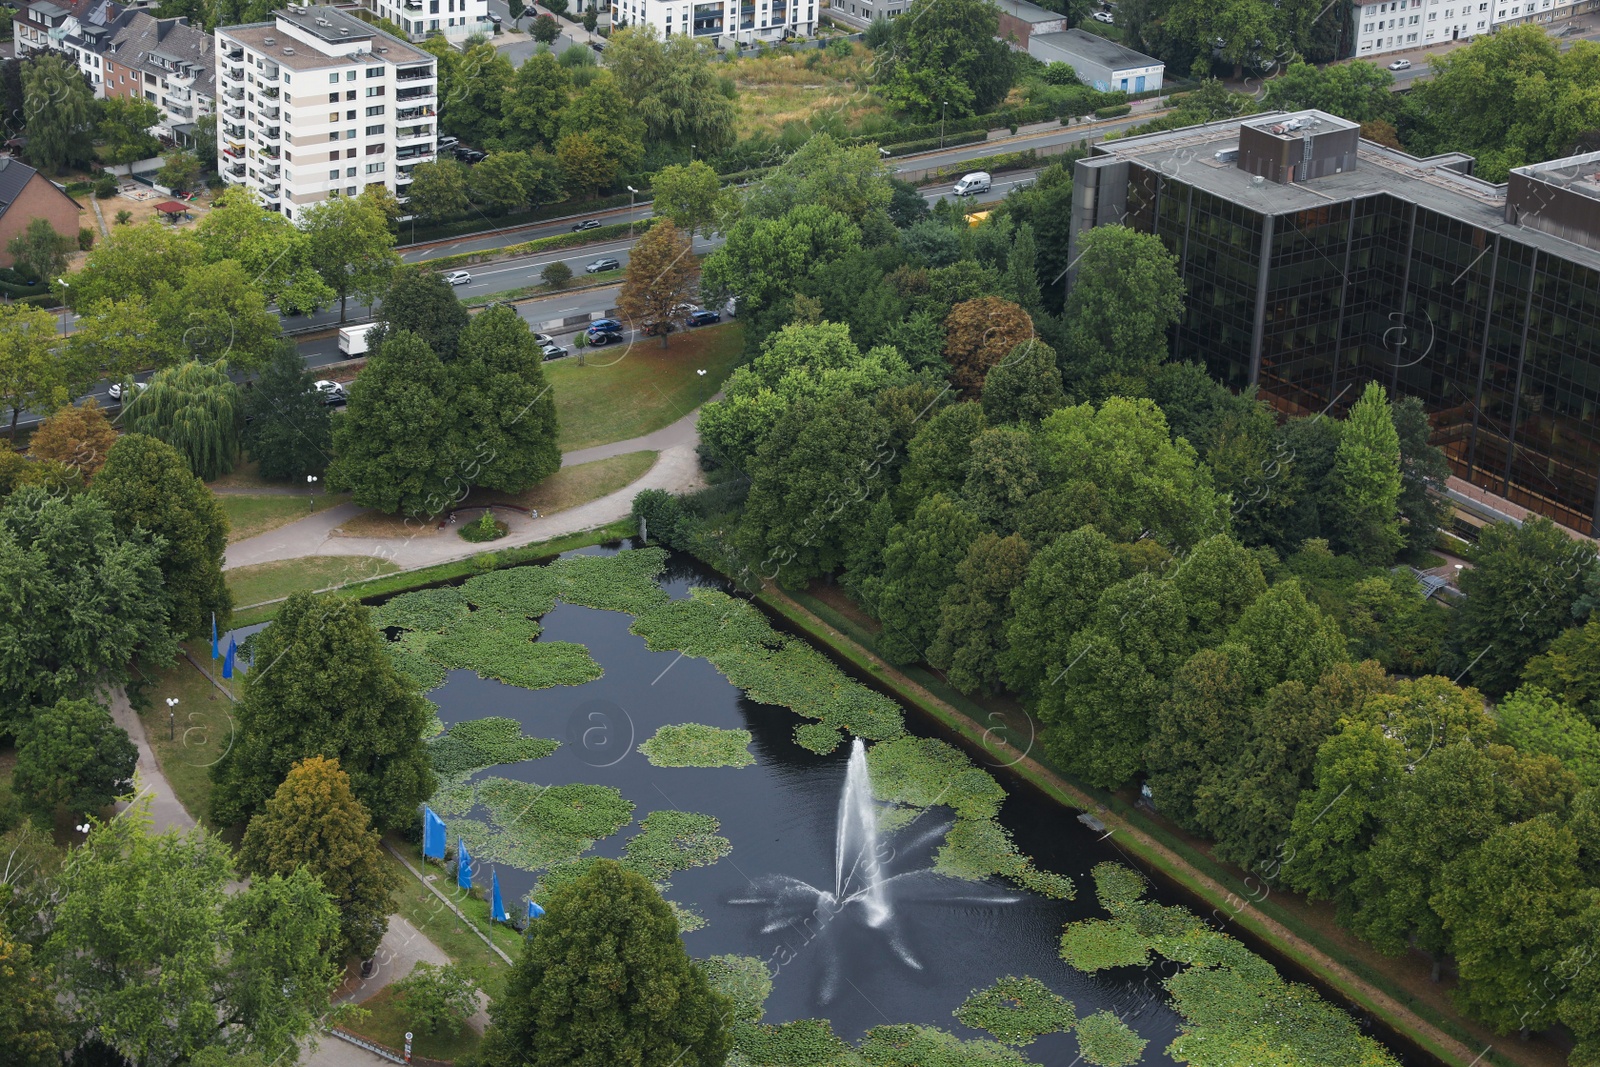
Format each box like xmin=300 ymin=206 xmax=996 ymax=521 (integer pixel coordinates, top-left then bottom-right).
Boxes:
xmin=847 ymin=103 xmax=1057 ymax=151
xmin=13 ymin=293 xmax=63 ymax=309
xmin=884 ymin=130 xmax=989 ymax=157
xmin=425 ymin=217 xmax=658 ymax=272
xmin=401 ymin=188 xmax=647 ymax=246
xmin=1094 ymin=103 xmax=1133 ymax=118
xmin=919 ymin=148 xmax=1042 ymax=184
xmin=0 ymin=278 xmax=48 ymax=299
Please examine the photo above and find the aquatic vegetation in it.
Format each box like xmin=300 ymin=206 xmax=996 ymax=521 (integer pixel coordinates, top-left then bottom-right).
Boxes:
xmin=428 ymin=716 xmax=558 ymax=778
xmin=954 ymin=976 xmax=1076 ymax=1046
xmin=1073 ymin=1012 xmax=1146 ymax=1067
xmin=638 ymin=723 xmax=756 ymax=768
xmin=621 ymin=810 xmax=733 ymax=883
xmin=700 ymin=955 xmax=773 ymax=1024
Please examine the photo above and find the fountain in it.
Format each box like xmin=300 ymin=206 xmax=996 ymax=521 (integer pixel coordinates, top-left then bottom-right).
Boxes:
xmin=835 ymin=738 xmax=891 ymax=928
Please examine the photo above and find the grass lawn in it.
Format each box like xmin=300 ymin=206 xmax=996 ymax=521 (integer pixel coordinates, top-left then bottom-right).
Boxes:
xmin=206 ymin=459 xmax=287 ymax=492
xmin=384 ymin=837 xmax=526 ymax=989
xmin=343 ymin=985 xmax=483 ymax=1062
xmin=219 ymin=492 xmax=346 ymax=543
xmin=227 ymin=555 xmax=400 ymax=609
xmin=469 ymin=451 xmax=656 ymax=514
xmin=132 ymin=645 xmax=240 ymax=828
xmin=547 ymin=322 xmax=744 ymax=451
xmin=729 ymin=42 xmax=886 ymax=139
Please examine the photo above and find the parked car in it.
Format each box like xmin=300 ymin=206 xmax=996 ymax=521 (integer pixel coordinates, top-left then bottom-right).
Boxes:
xmin=533 ymin=332 xmax=556 ymax=346
xmin=445 ymin=270 xmax=472 ymax=285
xmin=687 ymin=309 xmax=721 ymax=327
xmin=454 ymin=147 xmax=486 ymax=163
xmin=642 ymin=320 xmax=677 ymax=337
xmin=572 ymin=219 xmax=603 ymax=232
xmin=488 ymin=13 xmax=502 ymax=22
xmin=108 ymin=380 xmax=146 ymax=402
xmin=1388 ymin=58 xmax=1412 ymax=70
xmin=586 ymin=318 xmax=625 ymax=344
xmin=438 ymin=135 xmax=460 ymax=151
xmin=1092 ymin=10 xmax=1114 ymax=22
xmin=314 ymin=380 xmax=347 ymax=405
xmin=585 ymin=257 xmax=621 ymax=274
xmin=540 ymin=342 xmax=569 ymax=360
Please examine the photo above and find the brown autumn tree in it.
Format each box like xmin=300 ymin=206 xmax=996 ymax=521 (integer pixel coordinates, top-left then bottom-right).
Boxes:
xmin=617 ymin=219 xmax=699 ymax=348
xmin=29 ymin=399 xmax=118 ymax=480
xmin=943 ymin=296 xmax=1034 ymax=398
xmin=236 ymin=755 xmax=399 ymax=961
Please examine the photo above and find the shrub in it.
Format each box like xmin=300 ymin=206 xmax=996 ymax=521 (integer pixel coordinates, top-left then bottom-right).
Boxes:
xmin=459 ymin=511 xmax=505 ymax=542
xmin=78 ymin=227 xmax=95 ymax=251
xmin=94 ymin=174 xmax=118 ymax=198
xmin=864 ymin=16 xmax=892 ymax=48
xmin=392 ymin=962 xmax=480 ymax=1036
xmin=541 ymin=260 xmax=573 ymax=288
xmin=114 ymin=210 xmax=133 ymax=225
xmin=1094 ymin=104 xmax=1132 ymax=118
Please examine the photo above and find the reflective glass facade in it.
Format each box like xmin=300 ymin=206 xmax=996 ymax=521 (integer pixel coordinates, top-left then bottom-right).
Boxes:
xmin=1131 ymin=168 xmax=1600 ymax=536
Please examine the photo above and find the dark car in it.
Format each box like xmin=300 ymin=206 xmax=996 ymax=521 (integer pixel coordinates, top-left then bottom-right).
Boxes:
xmin=585 ymin=257 xmax=621 ymax=274
xmin=454 ymin=147 xmax=486 ymax=163
xmin=539 ymin=342 xmax=569 ymax=360
xmin=572 ymin=219 xmax=603 ymax=232
xmin=686 ymin=309 xmax=721 ymax=327
xmin=586 ymin=318 xmax=624 ymax=344
xmin=642 ymin=320 xmax=677 ymax=337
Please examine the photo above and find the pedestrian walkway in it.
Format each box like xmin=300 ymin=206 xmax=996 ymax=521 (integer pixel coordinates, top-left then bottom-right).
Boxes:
xmin=224 ymin=405 xmax=707 ymax=574
xmin=109 ymin=686 xmax=197 ymax=834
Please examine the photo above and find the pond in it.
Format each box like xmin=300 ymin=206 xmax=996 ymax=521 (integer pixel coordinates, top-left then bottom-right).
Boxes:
xmin=237 ymin=543 xmax=1435 ymax=1065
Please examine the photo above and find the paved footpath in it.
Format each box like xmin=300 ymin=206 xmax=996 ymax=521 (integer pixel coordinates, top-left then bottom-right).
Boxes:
xmin=223 ymin=404 xmax=707 ymax=576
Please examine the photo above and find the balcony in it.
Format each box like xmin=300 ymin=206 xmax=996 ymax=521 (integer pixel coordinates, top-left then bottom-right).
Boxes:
xmin=260 ymin=145 xmax=281 ymax=159
xmin=395 ymin=124 xmax=431 ymax=142
xmin=168 ymin=69 xmax=194 ymax=88
xmin=225 ymin=104 xmax=244 ymax=119
xmin=262 ymin=105 xmax=279 ymax=120
xmin=395 ymin=146 xmax=433 ymax=161
xmin=261 ymin=126 xmax=281 ymax=141
xmin=166 ymin=104 xmax=195 ymax=120
xmin=262 ymin=182 xmax=280 ymax=196
xmin=227 ymin=162 xmax=246 ymax=177
xmin=225 ymin=86 xmax=244 ymax=100
xmin=261 ymin=85 xmax=279 ymax=99
xmin=394 ymin=86 xmax=435 ymax=102
xmin=262 ymin=162 xmax=281 ymax=178
xmin=396 ymin=105 xmax=434 ymax=120
xmin=395 ymin=64 xmax=434 ymax=81
xmin=225 ymin=45 xmax=243 ymax=60
xmin=225 ymin=64 xmax=244 ymax=81
xmin=404 ymin=0 xmax=421 ymax=8
xmin=263 ymin=64 xmax=280 ymax=82
xmin=224 ymin=123 xmax=246 ymax=139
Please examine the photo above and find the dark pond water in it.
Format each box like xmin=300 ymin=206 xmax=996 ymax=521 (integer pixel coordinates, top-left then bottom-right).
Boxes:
xmin=224 ymin=544 xmax=1432 ymax=1065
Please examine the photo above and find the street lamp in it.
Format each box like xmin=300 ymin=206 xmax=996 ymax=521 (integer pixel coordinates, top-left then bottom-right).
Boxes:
xmin=166 ymin=697 xmax=179 ymax=741
xmin=306 ymin=473 xmax=318 ymax=511
xmin=55 ymin=277 xmax=69 ymax=333
xmin=626 ymin=185 xmax=638 ymax=236
xmin=940 ymin=101 xmax=947 ymax=148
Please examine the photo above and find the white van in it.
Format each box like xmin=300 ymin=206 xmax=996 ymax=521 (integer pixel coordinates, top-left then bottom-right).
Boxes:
xmin=953 ymin=171 xmax=991 ymax=196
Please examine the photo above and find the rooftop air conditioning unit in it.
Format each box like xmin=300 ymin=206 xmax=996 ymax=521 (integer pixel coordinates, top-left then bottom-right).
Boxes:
xmin=339 ymin=26 xmax=349 ymax=33
xmin=282 ymin=46 xmax=294 ymax=53
xmin=263 ymin=35 xmax=276 ymax=43
xmin=315 ymin=16 xmax=331 ymax=25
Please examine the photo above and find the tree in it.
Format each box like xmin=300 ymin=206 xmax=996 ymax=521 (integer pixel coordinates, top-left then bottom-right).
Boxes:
xmin=92 ymin=433 xmax=232 ymax=639
xmin=532 ymin=12 xmax=561 ymax=42
xmin=1001 ymin=524 xmax=1125 ymax=698
xmin=978 ymin=338 xmax=1063 ymax=425
xmin=556 ymin=130 xmax=622 ymax=197
xmin=194 ymin=187 xmax=332 ymax=314
xmin=98 ymin=95 xmax=162 ymax=166
xmin=406 ymin=159 xmax=471 ymax=224
xmin=1060 ymin=226 xmax=1184 ymax=397
xmin=156 ymin=150 xmax=203 ymax=193
xmin=735 ymin=394 xmax=891 ymax=586
xmin=423 ymin=36 xmax=512 ymax=146
xmin=327 ymin=332 xmax=457 ymax=517
xmin=157 ymin=259 xmax=283 ymax=370
xmin=1497 ymin=685 xmax=1600 ymax=786
xmin=0 ymin=304 xmax=65 ymax=441
xmin=582 ymin=7 xmax=598 ymax=31
xmin=1345 ymin=572 xmax=1449 ymax=675
xmin=1329 ymin=382 xmax=1403 ymax=564
xmin=1524 ymin=620 xmax=1600 ymax=726
xmin=21 ymin=53 xmax=94 ymax=173
xmin=927 ymin=532 xmax=1031 ymax=693
xmin=617 ymin=219 xmax=698 ymax=347
xmin=301 ymin=190 xmax=399 ymax=322
xmin=960 ymin=425 xmax=1040 ymax=531
xmin=501 ymin=52 xmax=571 ymax=149
xmin=874 ymin=0 xmax=1013 ymax=120
xmin=50 ymin=804 xmax=343 ymax=1067
xmin=470 ymin=150 xmax=535 ymax=213
xmin=701 ymin=204 xmax=860 ymax=319
xmin=12 ymin=696 xmax=137 ymax=825
xmin=377 ymin=266 xmax=471 ymax=360
xmin=901 ymin=219 xmax=964 ymax=269
xmin=393 ymin=963 xmax=480 ymax=1036
xmin=65 ymin=297 xmax=180 ymax=395
xmin=1006 ymin=222 xmax=1043 ymax=315
xmin=0 ymin=487 xmax=174 ymax=732
xmin=27 ymin=399 xmax=116 ymax=480
xmin=557 ymin=71 xmax=645 ymax=192
xmin=0 ymin=915 xmax=67 ymax=1067
xmin=871 ymin=494 xmax=983 ymax=664
xmin=210 ymin=592 xmax=437 ymax=828
xmin=942 ymin=297 xmax=1034 ymax=399
xmin=650 ymin=160 xmax=725 ymax=238
xmin=1448 ymin=518 xmax=1597 ymax=697
xmin=603 ymin=28 xmax=737 ymax=157
xmin=64 ymin=220 xmax=200 ymax=309
xmin=1262 ymin=60 xmax=1395 ymax=123
xmin=238 ymin=756 xmax=399 ymax=961
xmin=122 ymin=360 xmax=243 ymax=481
xmin=739 ymin=134 xmax=893 ymax=224
xmin=451 ymin=305 xmax=562 ymax=491
xmin=1391 ymin=394 xmax=1452 ymax=556
xmin=478 ymin=860 xmax=732 ymax=1067
xmin=5 ymin=217 xmax=73 ymax=283
xmin=242 ymin=343 xmax=332 ymax=482
xmin=542 ymin=261 xmax=573 ymax=288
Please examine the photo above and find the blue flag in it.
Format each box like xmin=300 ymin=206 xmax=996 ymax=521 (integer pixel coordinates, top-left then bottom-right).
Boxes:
xmin=222 ymin=637 xmax=238 ymax=679
xmin=211 ymin=614 xmax=219 ymax=660
xmin=527 ymin=899 xmax=545 ymax=920
xmin=457 ymin=837 xmax=472 ymax=890
xmin=491 ymin=869 xmax=508 ymax=923
xmin=422 ymin=807 xmax=446 ymax=860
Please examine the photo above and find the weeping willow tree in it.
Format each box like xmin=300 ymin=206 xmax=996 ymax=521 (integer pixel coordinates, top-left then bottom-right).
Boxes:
xmin=123 ymin=360 xmax=243 ymax=481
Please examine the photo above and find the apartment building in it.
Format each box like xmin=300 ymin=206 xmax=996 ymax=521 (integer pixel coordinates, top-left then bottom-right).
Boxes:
xmin=1353 ymin=0 xmax=1593 ymax=57
xmin=357 ymin=0 xmax=492 ymax=42
xmin=13 ymin=0 xmax=127 ymax=93
xmin=612 ymin=0 xmax=816 ymax=44
xmin=102 ymin=13 xmax=216 ymax=142
xmin=215 ymin=6 xmax=438 ymax=218
xmin=1072 ymin=109 xmax=1600 ymax=537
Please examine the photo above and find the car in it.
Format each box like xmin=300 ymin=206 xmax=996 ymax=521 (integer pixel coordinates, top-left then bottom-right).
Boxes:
xmin=642 ymin=320 xmax=677 ymax=337
xmin=585 ymin=257 xmax=621 ymax=274
xmin=533 ymin=332 xmax=556 ymax=346
xmin=313 ymin=379 xmax=347 ymax=405
xmin=438 ymin=135 xmax=460 ymax=150
xmin=454 ymin=147 xmax=486 ymax=163
xmin=586 ymin=318 xmax=624 ymax=343
xmin=488 ymin=12 xmax=502 ymax=22
xmin=1092 ymin=10 xmax=1114 ymax=22
xmin=589 ymin=39 xmax=605 ymax=51
xmin=1388 ymin=58 xmax=1411 ymax=70
xmin=108 ymin=380 xmax=146 ymax=402
xmin=540 ymin=342 xmax=569 ymax=360
xmin=687 ymin=309 xmax=721 ymax=327
xmin=445 ymin=270 xmax=472 ymax=285
xmin=572 ymin=219 xmax=603 ymax=232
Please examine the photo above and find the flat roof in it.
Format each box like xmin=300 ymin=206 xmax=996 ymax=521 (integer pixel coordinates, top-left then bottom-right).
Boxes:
xmin=1093 ymin=111 xmax=1600 ymax=274
xmin=992 ymin=0 xmax=1065 ymax=24
xmin=1515 ymin=149 xmax=1600 ymax=203
xmin=1031 ymin=28 xmax=1161 ymax=70
xmin=1242 ymin=110 xmax=1359 ymax=138
xmin=220 ymin=11 xmax=428 ymax=69
xmin=275 ymin=4 xmax=375 ymax=42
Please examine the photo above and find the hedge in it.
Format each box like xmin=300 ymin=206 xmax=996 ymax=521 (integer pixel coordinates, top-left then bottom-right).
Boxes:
xmin=425 ymin=217 xmax=658 ymax=272
xmin=919 ymin=148 xmax=1042 ymax=184
xmin=401 ymin=188 xmax=648 ymax=245
xmin=0 ymin=278 xmax=48 ymax=299
xmin=1094 ymin=104 xmax=1133 ymax=118
xmin=14 ymin=293 xmax=63 ymax=309
xmin=884 ymin=130 xmax=988 ymax=157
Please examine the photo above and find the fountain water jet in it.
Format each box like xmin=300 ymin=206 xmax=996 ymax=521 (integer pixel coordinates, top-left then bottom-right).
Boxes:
xmin=835 ymin=737 xmax=891 ymax=927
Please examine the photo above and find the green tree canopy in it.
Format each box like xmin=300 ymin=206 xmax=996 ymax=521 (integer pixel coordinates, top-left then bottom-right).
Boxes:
xmin=451 ymin=305 xmax=562 ymax=492
xmin=405 ymin=158 xmax=472 ymax=224
xmin=500 ymin=52 xmax=571 ymax=148
xmin=0 ymin=304 xmax=67 ymax=441
xmin=1524 ymin=618 xmax=1600 ymax=727
xmin=301 ymin=190 xmax=399 ymax=322
xmin=650 ymin=160 xmax=727 ymax=238
xmin=242 ymin=342 xmax=333 ymax=482
xmin=1497 ymin=684 xmax=1600 ymax=786
xmin=874 ymin=0 xmax=1014 ymax=120
xmin=98 ymin=96 xmax=163 ymax=166
xmin=870 ymin=492 xmax=983 ymax=665
xmin=737 ymin=133 xmax=894 ymax=223
xmin=237 ymin=755 xmax=400 ymax=961
xmin=603 ymin=28 xmax=736 ymax=156
xmin=6 ymin=217 xmax=73 ymax=284
xmin=66 ymin=297 xmax=182 ymax=394
xmin=91 ymin=433 xmax=232 ymax=639
xmin=0 ymin=913 xmax=67 ymax=1067
xmin=1391 ymin=394 xmax=1453 ymax=555
xmin=21 ymin=53 xmax=95 ymax=173
xmin=210 ymin=592 xmax=437 ymax=829
xmin=156 ymin=258 xmax=283 ymax=371
xmin=1330 ymin=382 xmax=1402 ymax=564
xmin=65 ymin=220 xmax=200 ymax=310
xmin=927 ymin=532 xmax=1031 ymax=694
xmin=1060 ymin=225 xmax=1185 ymax=398
xmin=122 ymin=360 xmax=244 ymax=482
xmin=13 ymin=696 xmax=137 ymax=825
xmin=376 ymin=266 xmax=472 ymax=360
xmin=478 ymin=859 xmax=732 ymax=1067
xmin=1261 ymin=60 xmax=1395 ymax=123
xmin=1001 ymin=524 xmax=1126 ymax=698
xmin=194 ymin=187 xmax=333 ymax=314
xmin=702 ymin=203 xmax=861 ymax=318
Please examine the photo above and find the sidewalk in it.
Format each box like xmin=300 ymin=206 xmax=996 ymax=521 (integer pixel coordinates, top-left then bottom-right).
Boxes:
xmin=109 ymin=686 xmax=197 ymax=834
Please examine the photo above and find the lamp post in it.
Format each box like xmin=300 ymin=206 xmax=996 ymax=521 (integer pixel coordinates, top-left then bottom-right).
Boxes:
xmin=166 ymin=697 xmax=179 ymax=741
xmin=626 ymin=185 xmax=638 ymax=236
xmin=55 ymin=277 xmax=69 ymax=334
xmin=306 ymin=473 xmax=318 ymax=511
xmin=940 ymin=100 xmax=947 ymax=148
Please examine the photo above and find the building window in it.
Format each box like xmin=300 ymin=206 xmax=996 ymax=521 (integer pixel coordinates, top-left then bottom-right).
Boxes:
xmin=347 ymin=148 xmax=357 ymax=158
xmin=367 ymin=67 xmax=383 ymax=78
xmin=347 ymin=166 xmax=357 ymax=176
xmin=367 ymin=123 xmax=384 ymax=135
xmin=330 ymin=112 xmax=340 ymax=122
xmin=347 ymin=186 xmax=357 ymax=194
xmin=348 ymin=110 xmax=357 ymax=119
xmin=330 ymin=168 xmax=341 ymax=179
xmin=366 ymin=161 xmax=385 ymax=173
xmin=330 ymin=73 xmax=340 ymax=83
xmin=367 ymin=104 xmax=386 ymax=116
xmin=346 ymin=90 xmax=356 ymax=100
xmin=366 ymin=86 xmax=384 ymax=97
xmin=329 ymin=92 xmax=340 ymax=103
xmin=330 ymin=130 xmax=340 ymax=139
xmin=346 ymin=70 xmax=357 ymax=80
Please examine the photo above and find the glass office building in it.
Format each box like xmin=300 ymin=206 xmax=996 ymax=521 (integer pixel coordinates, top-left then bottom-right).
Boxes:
xmin=1073 ymin=110 xmax=1600 ymax=536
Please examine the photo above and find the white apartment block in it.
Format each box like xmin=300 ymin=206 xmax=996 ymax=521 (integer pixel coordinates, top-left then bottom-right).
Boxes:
xmin=1355 ymin=0 xmax=1593 ymax=56
xmin=358 ymin=0 xmax=491 ymax=42
xmin=612 ymin=0 xmax=817 ymax=45
xmin=215 ymin=5 xmax=438 ymax=219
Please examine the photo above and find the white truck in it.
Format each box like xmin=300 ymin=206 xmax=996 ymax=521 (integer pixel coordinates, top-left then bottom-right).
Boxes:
xmin=338 ymin=323 xmax=381 ymax=357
